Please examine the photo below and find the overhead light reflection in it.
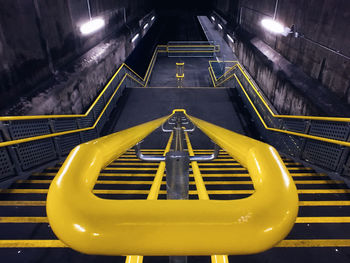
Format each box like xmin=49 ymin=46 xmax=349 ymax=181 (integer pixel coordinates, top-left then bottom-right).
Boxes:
xmin=227 ymin=34 xmax=234 ymax=43
xmin=151 ymin=16 xmax=155 ymax=21
xmin=131 ymin=33 xmax=140 ymax=43
xmin=218 ymin=24 xmax=223 ymax=30
xmin=143 ymin=23 xmax=149 ymax=30
xmin=80 ymin=18 xmax=105 ymax=35
xmin=74 ymin=223 xmax=86 ymax=233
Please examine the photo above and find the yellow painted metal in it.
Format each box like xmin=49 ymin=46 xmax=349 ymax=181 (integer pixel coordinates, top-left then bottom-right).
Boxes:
xmin=0 ymin=45 xmax=226 ymax=149
xmin=211 ymin=255 xmax=229 ymax=263
xmin=0 ymin=73 xmax=127 ymax=148
xmin=296 ymin=217 xmax=350 ymax=223
xmin=125 ymin=132 xmax=173 ymax=263
xmin=276 ymin=239 xmax=350 ymax=247
xmin=6 ymin=188 xmax=348 ymax=195
xmin=299 ymin=201 xmax=350 ymax=206
xmin=185 ymin=131 xmax=209 ymax=200
xmin=125 ymin=256 xmax=143 ymax=263
xmin=46 ymin=110 xmax=298 ymax=255
xmin=12 ymin=179 xmax=344 ymax=185
xmin=208 ymin=66 xmax=217 ymax=87
xmin=211 ymin=61 xmax=350 ymax=121
xmin=185 ymin=132 xmax=229 ymax=263
xmin=0 ymin=217 xmax=48 ymax=223
xmin=2 ymin=239 xmax=350 ymax=248
xmin=5 ymin=216 xmax=350 ymax=225
xmin=0 ymin=201 xmax=46 ymax=206
xmin=233 ymin=74 xmax=350 ymax=147
xmin=147 ymin=132 xmax=173 ymax=200
xmin=0 ymin=240 xmax=67 ymax=248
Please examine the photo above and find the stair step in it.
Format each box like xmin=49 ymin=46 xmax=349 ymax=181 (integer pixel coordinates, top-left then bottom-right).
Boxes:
xmin=0 ymin=148 xmax=349 ymax=263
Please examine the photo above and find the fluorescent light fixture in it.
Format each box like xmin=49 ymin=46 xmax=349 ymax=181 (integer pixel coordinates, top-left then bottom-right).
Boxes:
xmin=80 ymin=18 xmax=105 ymax=35
xmin=211 ymin=16 xmax=215 ymax=21
xmin=131 ymin=33 xmax=140 ymax=43
xmin=143 ymin=23 xmax=149 ymax=30
xmin=151 ymin=16 xmax=155 ymax=21
xmin=261 ymin=18 xmax=290 ymax=36
xmin=227 ymin=34 xmax=234 ymax=43
xmin=218 ymin=24 xmax=223 ymax=30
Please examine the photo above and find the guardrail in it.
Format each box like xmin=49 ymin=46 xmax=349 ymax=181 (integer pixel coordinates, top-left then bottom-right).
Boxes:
xmin=0 ymin=44 xmax=221 ymax=187
xmin=0 ymin=45 xmax=166 ymax=186
xmin=167 ymin=41 xmax=220 ymax=57
xmin=208 ymin=61 xmax=350 ymax=182
xmin=46 ymin=109 xmax=298 ymax=255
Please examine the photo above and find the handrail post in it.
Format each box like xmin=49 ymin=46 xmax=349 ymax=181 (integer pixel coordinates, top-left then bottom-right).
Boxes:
xmin=167 ymin=117 xmax=188 ymax=263
xmin=166 ymin=119 xmax=189 ymax=200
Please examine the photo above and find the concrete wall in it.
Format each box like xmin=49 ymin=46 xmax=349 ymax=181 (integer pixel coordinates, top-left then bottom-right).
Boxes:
xmin=0 ymin=0 xmax=152 ymax=114
xmin=213 ymin=0 xmax=350 ymax=116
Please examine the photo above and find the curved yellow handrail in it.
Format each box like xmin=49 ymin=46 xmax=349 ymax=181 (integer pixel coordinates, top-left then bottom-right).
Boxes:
xmin=47 ymin=110 xmax=298 ymax=256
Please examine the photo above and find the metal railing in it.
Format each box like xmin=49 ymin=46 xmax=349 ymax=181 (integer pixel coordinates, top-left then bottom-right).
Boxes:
xmin=208 ymin=61 xmax=350 ymax=182
xmin=46 ymin=109 xmax=298 ymax=256
xmin=167 ymin=41 xmax=220 ymax=57
xmin=0 ymin=44 xmax=217 ymax=186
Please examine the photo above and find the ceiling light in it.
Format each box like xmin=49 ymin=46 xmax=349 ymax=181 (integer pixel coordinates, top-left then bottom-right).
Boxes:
xmin=211 ymin=16 xmax=215 ymax=21
xmin=151 ymin=16 xmax=155 ymax=21
xmin=80 ymin=18 xmax=105 ymax=35
xmin=218 ymin=24 xmax=223 ymax=30
xmin=227 ymin=34 xmax=234 ymax=43
xmin=261 ymin=18 xmax=290 ymax=36
xmin=143 ymin=23 xmax=149 ymax=30
xmin=131 ymin=33 xmax=140 ymax=43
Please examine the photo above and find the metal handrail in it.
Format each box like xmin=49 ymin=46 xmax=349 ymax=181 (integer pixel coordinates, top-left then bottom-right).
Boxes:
xmin=47 ymin=109 xmax=298 ymax=255
xmin=0 ymin=45 xmax=169 ymax=122
xmin=0 ymin=73 xmax=131 ymax=147
xmin=209 ymin=61 xmax=350 ymax=121
xmin=233 ymin=74 xmax=350 ymax=147
xmin=208 ymin=62 xmax=350 ymax=148
xmin=0 ymin=44 xmax=216 ymax=149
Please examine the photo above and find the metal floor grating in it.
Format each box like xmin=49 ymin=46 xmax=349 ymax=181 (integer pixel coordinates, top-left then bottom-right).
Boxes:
xmin=0 ymin=149 xmax=349 ymax=263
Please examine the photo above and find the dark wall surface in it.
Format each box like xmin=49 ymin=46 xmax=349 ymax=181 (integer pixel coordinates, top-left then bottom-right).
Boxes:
xmin=0 ymin=0 xmax=152 ymax=113
xmin=213 ymin=0 xmax=350 ymax=115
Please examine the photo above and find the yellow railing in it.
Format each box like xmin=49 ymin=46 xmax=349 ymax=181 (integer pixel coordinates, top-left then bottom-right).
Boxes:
xmin=46 ymin=109 xmax=298 ymax=256
xmin=209 ymin=60 xmax=350 ymax=121
xmin=0 ymin=46 xmax=165 ymax=122
xmin=0 ymin=44 xmax=217 ymax=149
xmin=208 ymin=61 xmax=350 ymax=147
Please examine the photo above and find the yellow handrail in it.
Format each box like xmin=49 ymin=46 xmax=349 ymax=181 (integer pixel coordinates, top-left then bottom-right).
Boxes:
xmin=126 ymin=132 xmax=173 ymax=263
xmin=0 ymin=44 xmax=215 ymax=148
xmin=211 ymin=61 xmax=350 ymax=122
xmin=233 ymin=74 xmax=350 ymax=147
xmin=47 ymin=110 xmax=298 ymax=256
xmin=0 ymin=73 xmax=130 ymax=148
xmin=185 ymin=131 xmax=229 ymax=263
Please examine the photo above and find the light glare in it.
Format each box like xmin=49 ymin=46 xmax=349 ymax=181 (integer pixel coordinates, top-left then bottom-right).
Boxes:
xmin=151 ymin=16 xmax=155 ymax=21
xmin=80 ymin=18 xmax=105 ymax=35
xmin=143 ymin=23 xmax=149 ymax=30
xmin=218 ymin=24 xmax=223 ymax=30
xmin=261 ymin=19 xmax=285 ymax=34
xmin=211 ymin=16 xmax=215 ymax=21
xmin=131 ymin=33 xmax=140 ymax=43
xmin=227 ymin=34 xmax=234 ymax=43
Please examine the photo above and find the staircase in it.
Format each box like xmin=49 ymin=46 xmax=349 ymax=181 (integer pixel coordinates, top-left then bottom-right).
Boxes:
xmin=1 ymin=139 xmax=350 ymax=262
xmin=0 ymin=43 xmax=349 ymax=262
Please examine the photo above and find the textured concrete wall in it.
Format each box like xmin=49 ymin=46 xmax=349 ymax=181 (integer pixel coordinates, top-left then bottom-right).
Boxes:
xmin=213 ymin=0 xmax=350 ymax=115
xmin=0 ymin=0 xmax=152 ymax=114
